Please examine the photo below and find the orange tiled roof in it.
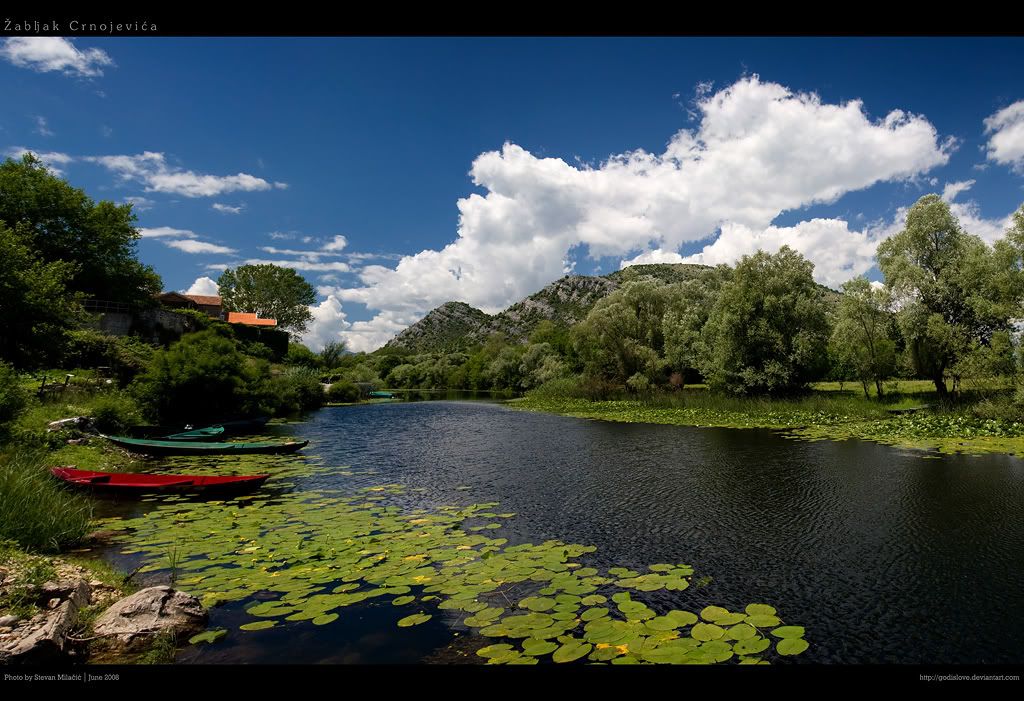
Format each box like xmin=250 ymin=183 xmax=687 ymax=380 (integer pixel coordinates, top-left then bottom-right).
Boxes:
xmin=226 ymin=311 xmax=277 ymax=327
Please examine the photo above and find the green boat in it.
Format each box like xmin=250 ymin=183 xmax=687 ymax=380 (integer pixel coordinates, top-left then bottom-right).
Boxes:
xmin=368 ymin=391 xmax=395 ymax=398
xmin=103 ymin=435 xmax=309 ymax=456
xmin=164 ymin=426 xmax=226 ymax=441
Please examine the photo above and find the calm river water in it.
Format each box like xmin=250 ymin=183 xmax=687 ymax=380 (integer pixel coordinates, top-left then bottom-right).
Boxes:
xmin=96 ymin=400 xmax=1024 ymax=664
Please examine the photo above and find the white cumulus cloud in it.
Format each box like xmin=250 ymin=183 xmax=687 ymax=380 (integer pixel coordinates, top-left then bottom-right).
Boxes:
xmin=0 ymin=37 xmax=114 ymax=78
xmin=667 ymin=218 xmax=881 ymax=290
xmin=327 ymin=75 xmax=952 ymax=349
xmin=212 ymin=203 xmax=244 ymax=214
xmin=984 ymin=100 xmax=1024 ymax=173
xmin=183 ymin=276 xmax=220 ymax=296
xmin=300 ymin=295 xmax=350 ymax=351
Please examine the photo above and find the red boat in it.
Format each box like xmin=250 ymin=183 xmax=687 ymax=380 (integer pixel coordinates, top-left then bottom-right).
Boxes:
xmin=51 ymin=467 xmax=270 ymax=496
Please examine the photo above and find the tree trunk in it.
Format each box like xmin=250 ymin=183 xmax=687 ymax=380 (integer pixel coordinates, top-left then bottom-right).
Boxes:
xmin=875 ymin=379 xmax=884 ymax=398
xmin=932 ymin=375 xmax=948 ymax=398
xmin=861 ymin=380 xmax=870 ymax=399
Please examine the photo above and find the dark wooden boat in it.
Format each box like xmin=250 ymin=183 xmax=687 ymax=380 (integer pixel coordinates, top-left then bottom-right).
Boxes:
xmin=51 ymin=467 xmax=269 ymax=495
xmin=102 ymin=435 xmax=309 ymax=456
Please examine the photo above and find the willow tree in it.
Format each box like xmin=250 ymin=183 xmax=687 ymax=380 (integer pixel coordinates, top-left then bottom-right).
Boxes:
xmin=830 ymin=277 xmax=897 ymax=398
xmin=572 ymin=279 xmax=674 ymax=386
xmin=877 ymin=195 xmax=1011 ymax=397
xmin=700 ymin=246 xmax=830 ymax=395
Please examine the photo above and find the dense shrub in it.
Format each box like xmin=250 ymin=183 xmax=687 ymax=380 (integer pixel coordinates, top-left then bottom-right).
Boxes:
xmin=240 ymin=340 xmax=275 ymax=360
xmin=89 ymin=391 xmax=144 ymax=434
xmin=265 ymin=366 xmax=325 ymax=415
xmin=60 ymin=329 xmax=154 ymax=385
xmin=131 ymin=327 xmax=265 ymax=424
xmin=327 ymin=380 xmax=361 ymax=403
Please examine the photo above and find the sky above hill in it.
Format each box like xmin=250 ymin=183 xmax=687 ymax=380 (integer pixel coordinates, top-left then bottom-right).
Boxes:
xmin=3 ymin=36 xmax=1024 ymax=351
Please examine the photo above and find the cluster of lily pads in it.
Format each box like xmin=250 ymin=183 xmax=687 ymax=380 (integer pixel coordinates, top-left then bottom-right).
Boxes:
xmin=94 ymin=460 xmax=809 ymax=664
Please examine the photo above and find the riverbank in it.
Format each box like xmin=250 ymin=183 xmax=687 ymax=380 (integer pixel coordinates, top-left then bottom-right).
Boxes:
xmin=511 ymin=393 xmax=1024 ymax=456
xmin=0 ymin=388 xmax=212 ymax=664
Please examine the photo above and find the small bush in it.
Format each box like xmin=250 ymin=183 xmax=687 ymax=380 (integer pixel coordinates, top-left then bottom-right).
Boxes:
xmin=327 ymin=380 xmax=361 ymax=403
xmin=0 ymin=361 xmax=28 ymax=434
xmin=0 ymin=451 xmax=92 ymax=552
xmin=527 ymin=376 xmax=586 ymax=400
xmin=89 ymin=391 xmax=144 ymax=434
xmin=265 ymin=366 xmax=325 ymax=415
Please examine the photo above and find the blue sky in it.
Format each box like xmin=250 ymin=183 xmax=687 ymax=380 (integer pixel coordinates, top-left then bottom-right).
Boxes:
xmin=3 ymin=36 xmax=1024 ymax=350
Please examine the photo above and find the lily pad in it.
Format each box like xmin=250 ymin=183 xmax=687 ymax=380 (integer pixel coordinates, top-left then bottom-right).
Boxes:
xmin=690 ymin=623 xmax=725 ymax=641
xmin=734 ymin=637 xmax=771 ymax=655
xmin=189 ymin=629 xmax=227 ymax=645
xmin=397 ymin=613 xmax=432 ymax=627
xmin=522 ymin=639 xmax=558 ymax=656
xmin=777 ymin=637 xmax=810 ymax=656
xmin=772 ymin=626 xmax=806 ymax=638
xmin=552 ymin=640 xmax=592 ymax=663
xmin=745 ymin=614 xmax=781 ymax=628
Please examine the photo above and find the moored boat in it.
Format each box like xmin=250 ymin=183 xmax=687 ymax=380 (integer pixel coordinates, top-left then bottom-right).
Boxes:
xmin=51 ymin=467 xmax=269 ymax=495
xmin=164 ymin=426 xmax=226 ymax=440
xmin=102 ymin=434 xmax=309 ymax=456
xmin=368 ymin=391 xmax=395 ymax=398
xmin=125 ymin=416 xmax=270 ymax=439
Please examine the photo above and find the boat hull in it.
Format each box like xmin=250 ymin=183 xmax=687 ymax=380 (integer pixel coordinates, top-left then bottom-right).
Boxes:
xmin=51 ymin=467 xmax=270 ymax=495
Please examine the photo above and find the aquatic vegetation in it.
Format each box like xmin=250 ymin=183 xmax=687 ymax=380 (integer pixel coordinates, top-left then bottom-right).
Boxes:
xmin=514 ymin=397 xmax=1024 ymax=457
xmin=95 ymin=464 xmax=808 ymax=665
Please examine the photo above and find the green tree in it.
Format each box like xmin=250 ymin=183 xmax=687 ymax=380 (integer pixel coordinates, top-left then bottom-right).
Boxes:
xmin=700 ymin=246 xmax=830 ymax=395
xmin=217 ymin=264 xmax=315 ymax=334
xmin=573 ymin=279 xmax=673 ymax=385
xmin=319 ymin=340 xmax=348 ymax=369
xmin=131 ymin=327 xmax=266 ymax=423
xmin=0 ymin=222 xmax=81 ymax=366
xmin=285 ymin=342 xmax=319 ymax=367
xmin=877 ymin=195 xmax=1011 ymax=397
xmin=0 ymin=154 xmax=162 ymax=304
xmin=662 ymin=266 xmax=732 ymax=383
xmin=830 ymin=277 xmax=898 ymax=398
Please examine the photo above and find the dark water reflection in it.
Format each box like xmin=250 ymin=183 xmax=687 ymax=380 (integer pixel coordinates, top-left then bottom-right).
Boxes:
xmin=100 ymin=401 xmax=1024 ymax=664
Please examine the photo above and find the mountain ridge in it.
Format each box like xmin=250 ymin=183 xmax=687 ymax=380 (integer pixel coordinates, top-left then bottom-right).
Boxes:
xmin=382 ymin=263 xmax=720 ymax=353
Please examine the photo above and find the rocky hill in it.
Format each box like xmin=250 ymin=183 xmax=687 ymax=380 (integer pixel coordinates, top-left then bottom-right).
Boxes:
xmin=383 ymin=301 xmax=493 ymax=353
xmin=383 ymin=264 xmax=719 ymax=353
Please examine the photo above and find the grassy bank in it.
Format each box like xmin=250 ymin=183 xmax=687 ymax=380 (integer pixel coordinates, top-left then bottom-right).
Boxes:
xmin=513 ymin=385 xmax=1024 ymax=456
